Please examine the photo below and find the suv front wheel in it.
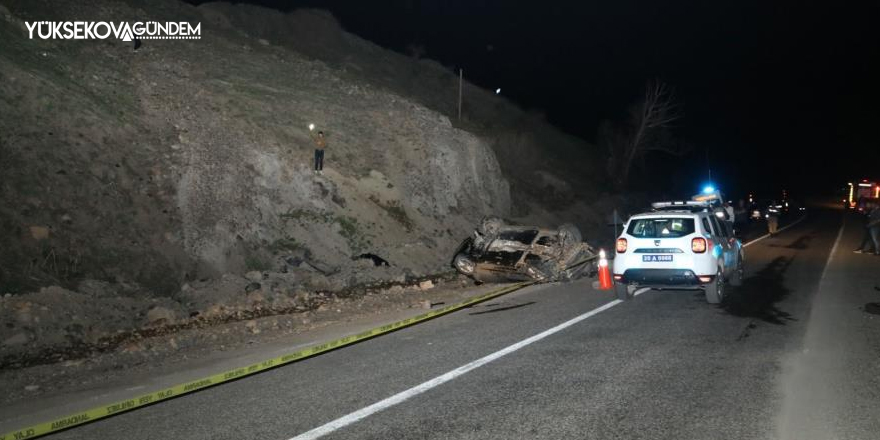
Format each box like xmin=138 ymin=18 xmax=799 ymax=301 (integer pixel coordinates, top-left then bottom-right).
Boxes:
xmin=730 ymin=254 xmax=744 ymax=287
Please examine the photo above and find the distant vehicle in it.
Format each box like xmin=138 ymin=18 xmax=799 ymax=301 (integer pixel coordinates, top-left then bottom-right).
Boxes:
xmin=748 ymin=199 xmax=781 ymax=220
xmin=749 ymin=204 xmax=763 ymax=220
xmin=845 ymin=180 xmax=880 ymax=210
xmin=613 ymin=202 xmax=744 ymax=304
xmin=784 ymin=198 xmax=807 ymax=213
xmin=451 ymin=217 xmax=598 ymax=283
xmin=765 ymin=200 xmax=782 ymax=218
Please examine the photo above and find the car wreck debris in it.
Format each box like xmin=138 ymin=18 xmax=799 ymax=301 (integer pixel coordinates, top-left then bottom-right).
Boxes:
xmin=451 ymin=217 xmax=598 ymax=283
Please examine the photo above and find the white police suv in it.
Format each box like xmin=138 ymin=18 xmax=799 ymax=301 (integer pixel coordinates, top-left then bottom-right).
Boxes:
xmin=612 ymin=201 xmax=744 ymax=304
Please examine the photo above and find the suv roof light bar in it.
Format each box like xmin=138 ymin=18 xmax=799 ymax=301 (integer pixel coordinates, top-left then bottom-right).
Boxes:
xmin=651 ymin=200 xmax=710 ymax=209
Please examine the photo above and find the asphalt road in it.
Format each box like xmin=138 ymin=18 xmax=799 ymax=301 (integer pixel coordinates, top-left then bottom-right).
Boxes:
xmin=44 ymin=209 xmax=879 ymax=440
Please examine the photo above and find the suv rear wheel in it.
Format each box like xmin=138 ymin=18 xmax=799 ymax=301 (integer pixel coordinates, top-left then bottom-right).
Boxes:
xmin=614 ymin=281 xmax=633 ymax=301
xmin=704 ymin=268 xmax=725 ymax=304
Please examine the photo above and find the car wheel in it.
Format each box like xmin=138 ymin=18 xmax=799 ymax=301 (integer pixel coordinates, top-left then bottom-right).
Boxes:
xmin=614 ymin=281 xmax=633 ymax=301
xmin=479 ymin=216 xmax=504 ymax=237
xmin=705 ymin=269 xmax=724 ymax=304
xmin=730 ymin=256 xmax=744 ymax=287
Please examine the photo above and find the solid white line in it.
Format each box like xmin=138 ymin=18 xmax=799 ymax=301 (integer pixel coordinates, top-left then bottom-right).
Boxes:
xmin=743 ymin=215 xmax=808 ymax=248
xmin=289 ymin=299 xmax=624 ymax=440
xmin=289 ymin=214 xmax=814 ymax=439
xmin=819 ymin=216 xmax=846 ymax=284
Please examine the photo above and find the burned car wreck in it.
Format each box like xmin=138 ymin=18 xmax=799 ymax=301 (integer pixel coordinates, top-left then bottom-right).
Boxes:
xmin=452 ymin=217 xmax=598 ymax=283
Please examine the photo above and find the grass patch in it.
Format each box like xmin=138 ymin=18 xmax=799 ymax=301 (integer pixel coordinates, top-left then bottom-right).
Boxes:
xmin=369 ymin=196 xmax=414 ymax=231
xmin=245 ymin=254 xmax=271 ymax=272
xmin=279 ymin=208 xmax=332 ymax=223
xmin=279 ymin=209 xmax=368 ymax=251
xmin=268 ymin=237 xmax=302 ymax=254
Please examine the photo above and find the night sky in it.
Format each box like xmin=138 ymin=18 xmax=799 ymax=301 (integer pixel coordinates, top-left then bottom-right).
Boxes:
xmin=202 ymin=0 xmax=880 ymax=199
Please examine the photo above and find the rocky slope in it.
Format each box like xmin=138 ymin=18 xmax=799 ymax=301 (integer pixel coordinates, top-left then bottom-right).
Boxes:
xmin=0 ymin=0 xmax=627 ymax=362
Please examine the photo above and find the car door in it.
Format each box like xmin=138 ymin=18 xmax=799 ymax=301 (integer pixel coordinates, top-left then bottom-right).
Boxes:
xmin=708 ymin=215 xmax=735 ymax=276
xmin=724 ymin=220 xmax=743 ymax=269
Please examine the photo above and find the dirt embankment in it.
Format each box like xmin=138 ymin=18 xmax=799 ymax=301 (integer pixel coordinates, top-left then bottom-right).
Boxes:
xmin=0 ymin=0 xmax=629 ymax=368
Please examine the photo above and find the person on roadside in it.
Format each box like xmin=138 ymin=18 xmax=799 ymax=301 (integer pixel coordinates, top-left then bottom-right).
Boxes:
xmin=723 ymin=201 xmax=735 ymax=223
xmin=854 ymin=202 xmax=880 ymax=255
xmin=766 ymin=201 xmax=780 ymax=236
xmin=734 ymin=199 xmax=748 ymax=235
xmin=311 ymin=130 xmax=326 ymax=174
xmin=735 ymin=199 xmax=747 ymax=223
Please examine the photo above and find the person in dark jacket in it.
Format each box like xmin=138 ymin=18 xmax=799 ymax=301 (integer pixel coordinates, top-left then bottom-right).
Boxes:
xmin=854 ymin=202 xmax=880 ymax=255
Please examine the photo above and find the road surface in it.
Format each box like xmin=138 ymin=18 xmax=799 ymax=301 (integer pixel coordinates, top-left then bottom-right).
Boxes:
xmin=41 ymin=209 xmax=880 ymax=439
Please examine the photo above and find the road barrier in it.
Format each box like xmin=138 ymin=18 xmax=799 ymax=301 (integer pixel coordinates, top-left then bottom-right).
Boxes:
xmin=1 ymin=280 xmax=538 ymax=440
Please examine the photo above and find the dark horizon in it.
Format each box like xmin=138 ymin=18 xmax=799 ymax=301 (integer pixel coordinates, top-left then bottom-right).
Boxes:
xmin=192 ymin=0 xmax=880 ymax=199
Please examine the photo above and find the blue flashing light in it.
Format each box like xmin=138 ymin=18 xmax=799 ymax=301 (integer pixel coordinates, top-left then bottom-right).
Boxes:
xmin=702 ymin=185 xmax=716 ymax=194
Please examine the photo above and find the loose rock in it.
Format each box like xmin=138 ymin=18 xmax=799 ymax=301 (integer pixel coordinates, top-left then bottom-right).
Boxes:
xmin=146 ymin=306 xmax=176 ymax=325
xmin=29 ymin=225 xmax=50 ymax=240
xmin=3 ymin=333 xmax=29 ymax=346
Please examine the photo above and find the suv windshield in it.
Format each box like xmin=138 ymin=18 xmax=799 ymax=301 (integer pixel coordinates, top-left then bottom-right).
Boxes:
xmin=627 ymin=217 xmax=695 ymax=238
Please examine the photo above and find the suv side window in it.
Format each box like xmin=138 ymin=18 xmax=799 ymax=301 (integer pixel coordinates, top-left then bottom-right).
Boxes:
xmin=722 ymin=221 xmax=735 ymax=239
xmin=701 ymin=217 xmax=713 ymax=235
xmin=710 ymin=216 xmax=728 ymax=239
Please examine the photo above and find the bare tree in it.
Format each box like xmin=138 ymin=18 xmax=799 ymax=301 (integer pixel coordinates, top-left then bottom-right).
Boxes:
xmin=603 ymin=80 xmax=686 ymax=189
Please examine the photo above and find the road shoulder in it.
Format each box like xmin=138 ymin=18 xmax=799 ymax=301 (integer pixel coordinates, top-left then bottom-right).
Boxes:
xmin=777 ymin=214 xmax=880 ymax=439
xmin=0 ymin=278 xmax=520 ymax=434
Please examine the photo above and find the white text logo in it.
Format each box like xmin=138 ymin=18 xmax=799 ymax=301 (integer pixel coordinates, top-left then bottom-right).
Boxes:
xmin=25 ymin=21 xmax=201 ymax=41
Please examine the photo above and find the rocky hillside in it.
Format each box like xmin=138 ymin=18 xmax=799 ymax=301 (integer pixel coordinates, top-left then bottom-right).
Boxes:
xmin=0 ymin=0 xmax=510 ymax=294
xmin=198 ymin=3 xmax=614 ymax=222
xmin=0 ymin=0 xmax=631 ymax=361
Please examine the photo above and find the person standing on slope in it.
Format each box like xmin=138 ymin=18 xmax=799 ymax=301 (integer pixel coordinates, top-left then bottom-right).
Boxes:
xmin=312 ymin=130 xmax=326 ymax=174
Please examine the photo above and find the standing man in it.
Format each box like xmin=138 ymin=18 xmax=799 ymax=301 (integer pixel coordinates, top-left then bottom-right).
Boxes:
xmin=734 ymin=199 xmax=747 ymax=234
xmin=312 ymin=130 xmax=326 ymax=174
xmin=723 ymin=201 xmax=735 ymax=224
xmin=854 ymin=202 xmax=880 ymax=255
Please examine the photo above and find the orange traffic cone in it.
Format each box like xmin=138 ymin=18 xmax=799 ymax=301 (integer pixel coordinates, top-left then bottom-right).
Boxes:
xmin=597 ymin=249 xmax=613 ymax=290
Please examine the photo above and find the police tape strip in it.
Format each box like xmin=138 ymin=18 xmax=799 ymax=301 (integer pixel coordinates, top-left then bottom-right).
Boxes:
xmin=1 ymin=280 xmax=537 ymax=440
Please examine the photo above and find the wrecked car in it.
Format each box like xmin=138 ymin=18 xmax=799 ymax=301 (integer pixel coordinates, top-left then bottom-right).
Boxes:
xmin=451 ymin=217 xmax=598 ymax=283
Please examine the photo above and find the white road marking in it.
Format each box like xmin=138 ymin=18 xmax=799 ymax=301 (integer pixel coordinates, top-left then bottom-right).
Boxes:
xmin=289 ymin=215 xmax=815 ymax=439
xmin=819 ymin=216 xmax=846 ymax=284
xmin=743 ymin=215 xmax=808 ymax=248
xmin=289 ymin=299 xmax=624 ymax=440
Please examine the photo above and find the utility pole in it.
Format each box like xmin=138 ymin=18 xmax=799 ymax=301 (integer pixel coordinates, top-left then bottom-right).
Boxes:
xmin=458 ymin=68 xmax=463 ymax=122
xmin=706 ymin=148 xmax=712 ymax=182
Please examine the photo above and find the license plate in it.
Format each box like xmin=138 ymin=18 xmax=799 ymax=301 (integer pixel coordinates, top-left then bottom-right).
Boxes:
xmin=642 ymin=255 xmax=673 ymax=262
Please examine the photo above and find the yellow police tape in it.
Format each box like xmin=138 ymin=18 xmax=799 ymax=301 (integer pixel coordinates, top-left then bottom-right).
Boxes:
xmin=1 ymin=280 xmax=537 ymax=440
